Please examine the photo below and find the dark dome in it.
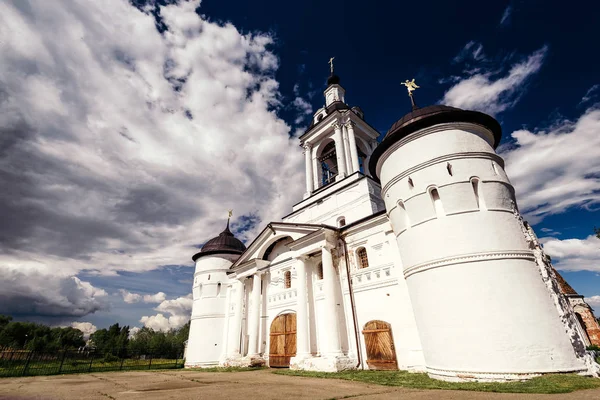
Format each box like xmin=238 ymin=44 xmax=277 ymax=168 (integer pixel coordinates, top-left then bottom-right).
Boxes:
xmin=327 ymin=74 xmax=340 ymax=85
xmin=369 ymin=105 xmax=502 ymax=181
xmin=192 ymin=222 xmax=246 ymax=262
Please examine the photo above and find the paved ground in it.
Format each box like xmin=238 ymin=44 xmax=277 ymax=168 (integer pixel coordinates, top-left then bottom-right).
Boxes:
xmin=1 ymin=369 xmax=600 ymax=400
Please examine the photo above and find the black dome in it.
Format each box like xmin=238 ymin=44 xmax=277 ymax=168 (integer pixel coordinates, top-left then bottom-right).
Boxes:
xmin=369 ymin=105 xmax=502 ymax=182
xmin=327 ymin=74 xmax=340 ymax=85
xmin=192 ymin=222 xmax=246 ymax=262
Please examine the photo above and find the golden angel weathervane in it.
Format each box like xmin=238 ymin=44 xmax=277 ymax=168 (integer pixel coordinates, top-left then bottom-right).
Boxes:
xmin=228 ymin=209 xmax=233 ymax=219
xmin=401 ymin=78 xmax=420 ymax=110
xmin=328 ymin=57 xmax=335 ymax=74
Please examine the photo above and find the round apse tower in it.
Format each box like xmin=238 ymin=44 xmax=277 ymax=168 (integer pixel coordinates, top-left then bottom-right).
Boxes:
xmin=185 ymin=220 xmax=246 ymax=368
xmin=369 ymin=104 xmax=587 ymax=381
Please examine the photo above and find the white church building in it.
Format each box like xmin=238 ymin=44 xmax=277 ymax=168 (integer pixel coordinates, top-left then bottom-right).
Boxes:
xmin=185 ymin=71 xmax=599 ymax=382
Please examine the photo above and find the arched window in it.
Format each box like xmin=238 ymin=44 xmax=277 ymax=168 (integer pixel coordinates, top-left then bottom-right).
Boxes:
xmin=217 ymin=282 xmax=222 ymax=296
xmin=338 ymin=217 xmax=346 ymax=227
xmin=408 ymin=177 xmax=414 ymax=189
xmin=357 ymin=247 xmax=369 ymax=269
xmin=316 ymin=263 xmax=323 ymax=280
xmin=446 ymin=162 xmax=453 ymax=176
xmin=284 ymin=271 xmax=292 ymax=288
xmin=318 ymin=141 xmax=338 ymax=187
xmin=471 ymin=177 xmax=487 ymax=210
xmin=430 ymin=187 xmax=445 ymax=217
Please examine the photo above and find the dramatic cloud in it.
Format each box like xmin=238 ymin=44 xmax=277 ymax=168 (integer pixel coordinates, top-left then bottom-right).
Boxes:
xmin=0 ymin=0 xmax=304 ymax=320
xmin=143 ymin=292 xmax=167 ymax=304
xmin=292 ymin=96 xmax=313 ymax=124
xmin=442 ymin=46 xmax=547 ymax=115
xmin=580 ymin=84 xmax=599 ymax=106
xmin=500 ymin=6 xmax=512 ymax=25
xmin=70 ymin=321 xmax=98 ymax=340
xmin=540 ymin=235 xmax=600 ymax=272
xmin=453 ymin=41 xmax=485 ymax=64
xmin=0 ymin=270 xmax=107 ymax=320
xmin=119 ymin=289 xmax=142 ymax=304
xmin=501 ymin=108 xmax=600 ymax=222
xmin=140 ymin=294 xmax=192 ymax=331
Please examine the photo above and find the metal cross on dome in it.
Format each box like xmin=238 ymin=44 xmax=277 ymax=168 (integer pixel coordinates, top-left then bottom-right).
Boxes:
xmin=328 ymin=57 xmax=335 ymax=74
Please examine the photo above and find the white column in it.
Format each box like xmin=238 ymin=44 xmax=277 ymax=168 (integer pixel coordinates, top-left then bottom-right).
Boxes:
xmin=312 ymin=146 xmax=320 ymax=190
xmin=247 ymin=273 xmax=262 ymax=357
xmin=321 ymin=244 xmax=342 ymax=355
xmin=295 ymin=257 xmax=310 ymax=357
xmin=342 ymin=125 xmax=353 ymax=174
xmin=304 ymin=144 xmax=313 ymax=197
xmin=332 ymin=122 xmax=347 ymax=181
xmin=220 ymin=284 xmax=232 ymax=359
xmin=346 ymin=121 xmax=360 ymax=173
xmin=227 ymin=280 xmax=244 ymax=356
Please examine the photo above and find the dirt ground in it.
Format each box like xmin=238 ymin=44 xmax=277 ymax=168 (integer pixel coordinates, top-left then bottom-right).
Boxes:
xmin=1 ymin=369 xmax=600 ymax=400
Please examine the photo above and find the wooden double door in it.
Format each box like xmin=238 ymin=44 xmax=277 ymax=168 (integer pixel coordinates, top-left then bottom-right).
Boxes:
xmin=269 ymin=313 xmax=296 ymax=368
xmin=362 ymin=320 xmax=398 ymax=370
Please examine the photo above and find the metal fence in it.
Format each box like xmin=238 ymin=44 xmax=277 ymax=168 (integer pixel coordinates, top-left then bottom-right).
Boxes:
xmin=0 ymin=348 xmax=184 ymax=377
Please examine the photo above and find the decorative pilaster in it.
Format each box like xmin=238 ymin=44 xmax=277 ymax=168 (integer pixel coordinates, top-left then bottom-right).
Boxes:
xmin=304 ymin=143 xmax=314 ymax=198
xmin=294 ymin=256 xmax=310 ymax=357
xmin=342 ymin=124 xmax=353 ymax=174
xmin=247 ymin=273 xmax=262 ymax=356
xmin=219 ymin=284 xmax=232 ymax=360
xmin=321 ymin=244 xmax=342 ymax=355
xmin=345 ymin=121 xmax=360 ymax=173
xmin=227 ymin=280 xmax=245 ymax=356
xmin=331 ymin=122 xmax=347 ymax=181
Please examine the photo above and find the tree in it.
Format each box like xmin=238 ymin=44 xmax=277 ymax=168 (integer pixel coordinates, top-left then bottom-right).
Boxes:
xmin=595 ymin=226 xmax=600 ymax=239
xmin=89 ymin=323 xmax=129 ymax=355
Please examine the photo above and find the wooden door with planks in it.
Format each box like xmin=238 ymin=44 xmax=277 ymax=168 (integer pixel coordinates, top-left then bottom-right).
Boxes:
xmin=269 ymin=313 xmax=297 ymax=368
xmin=362 ymin=320 xmax=398 ymax=370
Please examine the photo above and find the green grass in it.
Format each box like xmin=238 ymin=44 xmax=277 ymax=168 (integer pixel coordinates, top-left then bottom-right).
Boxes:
xmin=273 ymin=369 xmax=600 ymax=394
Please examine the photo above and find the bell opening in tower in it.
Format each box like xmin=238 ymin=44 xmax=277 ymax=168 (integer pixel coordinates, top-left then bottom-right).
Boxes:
xmin=317 ymin=140 xmax=338 ymax=188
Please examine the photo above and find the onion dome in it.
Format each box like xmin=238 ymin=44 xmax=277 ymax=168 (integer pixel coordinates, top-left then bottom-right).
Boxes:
xmin=327 ymin=74 xmax=340 ymax=86
xmin=369 ymin=104 xmax=502 ymax=181
xmin=192 ymin=220 xmax=246 ymax=262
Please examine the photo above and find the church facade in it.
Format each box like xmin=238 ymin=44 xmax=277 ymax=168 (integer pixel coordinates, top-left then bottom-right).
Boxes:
xmin=185 ymin=72 xmax=599 ymax=381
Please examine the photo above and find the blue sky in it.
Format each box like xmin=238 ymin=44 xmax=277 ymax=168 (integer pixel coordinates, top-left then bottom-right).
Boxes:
xmin=0 ymin=0 xmax=598 ymax=334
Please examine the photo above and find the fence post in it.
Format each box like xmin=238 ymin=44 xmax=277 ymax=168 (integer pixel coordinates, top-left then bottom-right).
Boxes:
xmin=148 ymin=351 xmax=153 ymax=369
xmin=22 ymin=351 xmax=34 ymax=377
xmin=88 ymin=351 xmax=95 ymax=372
xmin=58 ymin=350 xmax=67 ymax=374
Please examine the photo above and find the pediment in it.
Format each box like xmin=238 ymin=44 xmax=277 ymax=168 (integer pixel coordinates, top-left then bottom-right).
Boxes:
xmin=230 ymin=222 xmax=336 ymax=269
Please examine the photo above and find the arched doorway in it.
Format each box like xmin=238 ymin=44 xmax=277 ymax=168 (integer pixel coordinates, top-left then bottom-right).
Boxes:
xmin=269 ymin=313 xmax=296 ymax=367
xmin=362 ymin=320 xmax=398 ymax=370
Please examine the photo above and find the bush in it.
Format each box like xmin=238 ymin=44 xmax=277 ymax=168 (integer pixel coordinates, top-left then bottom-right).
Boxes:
xmin=103 ymin=353 xmax=119 ymax=363
xmin=586 ymin=344 xmax=600 ymax=352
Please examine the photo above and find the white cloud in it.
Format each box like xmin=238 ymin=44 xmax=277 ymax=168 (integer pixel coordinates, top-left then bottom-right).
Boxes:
xmin=143 ymin=291 xmax=167 ymax=303
xmin=501 ymin=108 xmax=600 ymax=222
xmin=140 ymin=294 xmax=192 ymax=331
xmin=119 ymin=289 xmax=142 ymax=304
xmin=540 ymin=235 xmax=600 ymax=272
xmin=585 ymin=296 xmax=600 ymax=308
xmin=500 ymin=6 xmax=512 ymax=25
xmin=129 ymin=326 xmax=141 ymax=338
xmin=70 ymin=321 xmax=98 ymax=340
xmin=453 ymin=41 xmax=485 ymax=64
xmin=0 ymin=0 xmax=304 ymax=319
xmin=292 ymin=96 xmax=313 ymax=124
xmin=580 ymin=84 xmax=599 ymax=106
xmin=442 ymin=46 xmax=547 ymax=116
xmin=118 ymin=289 xmax=167 ymax=304
xmin=540 ymin=227 xmax=561 ymax=236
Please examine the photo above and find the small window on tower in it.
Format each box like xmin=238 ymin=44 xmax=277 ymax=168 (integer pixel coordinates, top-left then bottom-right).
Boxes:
xmin=338 ymin=217 xmax=346 ymax=227
xmin=317 ymin=263 xmax=323 ymax=280
xmin=430 ymin=187 xmax=445 ymax=217
xmin=492 ymin=162 xmax=499 ymax=175
xmin=217 ymin=282 xmax=222 ymax=296
xmin=284 ymin=271 xmax=292 ymax=288
xmin=447 ymin=162 xmax=453 ymax=176
xmin=408 ymin=177 xmax=414 ymax=189
xmin=357 ymin=247 xmax=369 ymax=269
